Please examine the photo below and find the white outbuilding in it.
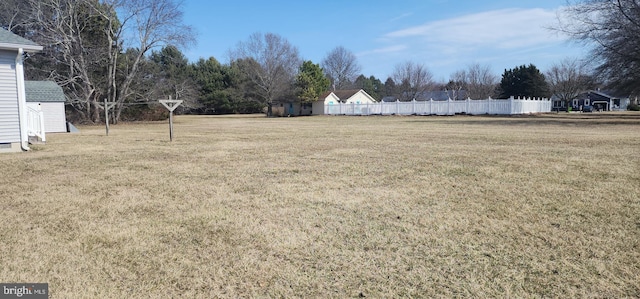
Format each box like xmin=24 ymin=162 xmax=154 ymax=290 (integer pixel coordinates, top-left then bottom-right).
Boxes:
xmin=312 ymin=89 xmax=377 ymax=115
xmin=25 ymin=81 xmax=67 ymax=133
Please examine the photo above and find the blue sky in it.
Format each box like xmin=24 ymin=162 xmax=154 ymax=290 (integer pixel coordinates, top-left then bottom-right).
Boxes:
xmin=181 ymin=0 xmax=588 ymax=82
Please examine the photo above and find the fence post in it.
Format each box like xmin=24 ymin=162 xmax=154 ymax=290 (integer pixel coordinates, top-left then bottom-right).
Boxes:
xmin=412 ymin=99 xmax=416 ymax=115
xmin=509 ymin=96 xmax=514 ymax=115
xmin=396 ymin=100 xmax=400 ymax=115
xmin=422 ymin=99 xmax=426 ymax=115
xmin=489 ymin=97 xmax=493 ymax=114
xmin=466 ymin=97 xmax=470 ymax=114
xmin=39 ymin=110 xmax=45 ymax=141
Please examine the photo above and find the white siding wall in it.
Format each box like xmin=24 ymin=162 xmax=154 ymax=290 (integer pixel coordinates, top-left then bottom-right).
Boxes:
xmin=312 ymin=94 xmax=341 ymax=115
xmin=345 ymin=91 xmax=376 ymax=104
xmin=27 ymin=102 xmax=67 ymax=133
xmin=41 ymin=102 xmax=66 ymax=132
xmin=27 ymin=102 xmax=66 ymax=133
xmin=324 ymin=94 xmax=340 ymax=104
xmin=0 ymin=50 xmax=20 ymax=143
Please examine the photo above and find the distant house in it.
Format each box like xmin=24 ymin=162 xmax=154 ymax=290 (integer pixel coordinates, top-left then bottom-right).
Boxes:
xmin=0 ymin=28 xmax=43 ymax=152
xmin=550 ymin=95 xmax=569 ymax=111
xmin=25 ymin=81 xmax=67 ymax=133
xmin=551 ymin=90 xmax=631 ymax=111
xmin=576 ymin=90 xmax=630 ymax=111
xmin=271 ymin=100 xmax=313 ymax=117
xmin=312 ymin=89 xmax=377 ymax=115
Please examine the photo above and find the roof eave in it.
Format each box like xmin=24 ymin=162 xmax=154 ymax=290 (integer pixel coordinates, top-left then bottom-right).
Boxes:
xmin=0 ymin=43 xmax=43 ymax=52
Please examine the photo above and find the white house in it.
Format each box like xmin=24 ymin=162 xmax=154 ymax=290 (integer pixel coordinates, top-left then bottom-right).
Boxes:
xmin=312 ymin=89 xmax=377 ymax=115
xmin=26 ymin=81 xmax=67 ymax=133
xmin=0 ymin=28 xmax=43 ymax=152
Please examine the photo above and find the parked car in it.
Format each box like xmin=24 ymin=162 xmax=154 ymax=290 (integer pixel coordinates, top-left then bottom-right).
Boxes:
xmin=583 ymin=105 xmax=594 ymax=112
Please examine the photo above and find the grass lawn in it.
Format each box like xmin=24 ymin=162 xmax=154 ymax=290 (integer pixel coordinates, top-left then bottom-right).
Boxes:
xmin=1 ymin=113 xmax=639 ymax=298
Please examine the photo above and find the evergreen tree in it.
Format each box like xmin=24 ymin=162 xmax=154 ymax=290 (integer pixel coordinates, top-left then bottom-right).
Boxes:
xmin=295 ymin=61 xmax=330 ymax=103
xmin=353 ymin=75 xmax=383 ymax=100
xmin=499 ymin=64 xmax=549 ymax=98
xmin=382 ymin=77 xmax=397 ymax=99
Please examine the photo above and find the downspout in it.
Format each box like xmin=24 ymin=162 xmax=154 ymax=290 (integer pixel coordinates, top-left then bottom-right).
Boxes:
xmin=15 ymin=48 xmax=29 ymax=151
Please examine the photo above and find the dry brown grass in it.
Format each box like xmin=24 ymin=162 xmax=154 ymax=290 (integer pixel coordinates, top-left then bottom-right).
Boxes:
xmin=1 ymin=112 xmax=639 ymax=298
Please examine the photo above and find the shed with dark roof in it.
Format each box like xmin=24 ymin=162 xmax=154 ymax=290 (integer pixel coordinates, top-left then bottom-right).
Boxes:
xmin=25 ymin=81 xmax=67 ymax=133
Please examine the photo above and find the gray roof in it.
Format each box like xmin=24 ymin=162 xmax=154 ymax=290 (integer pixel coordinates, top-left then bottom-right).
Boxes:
xmin=0 ymin=28 xmax=42 ymax=52
xmin=25 ymin=81 xmax=66 ymax=103
xmin=320 ymin=89 xmax=368 ymax=103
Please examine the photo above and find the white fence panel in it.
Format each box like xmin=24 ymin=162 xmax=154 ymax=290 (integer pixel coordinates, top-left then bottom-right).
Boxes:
xmin=493 ymin=100 xmax=511 ymax=114
xmin=324 ymin=97 xmax=551 ymax=116
xmin=380 ymin=102 xmax=395 ymax=115
xmin=468 ymin=99 xmax=489 ymax=114
xmin=397 ymin=102 xmax=414 ymax=114
xmin=26 ymin=105 xmax=46 ymax=142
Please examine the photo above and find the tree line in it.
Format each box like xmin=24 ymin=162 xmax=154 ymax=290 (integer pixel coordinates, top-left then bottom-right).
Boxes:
xmin=1 ymin=0 xmax=638 ymax=122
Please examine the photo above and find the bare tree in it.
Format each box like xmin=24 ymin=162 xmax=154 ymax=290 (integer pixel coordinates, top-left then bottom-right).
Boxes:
xmin=448 ymin=64 xmax=498 ymax=100
xmin=230 ymin=32 xmax=301 ymax=117
xmin=17 ymin=0 xmax=194 ymax=123
xmin=392 ymin=61 xmax=433 ymax=101
xmin=28 ymin=0 xmax=106 ymax=122
xmin=0 ymin=0 xmax=32 ymax=32
xmin=546 ymin=58 xmax=593 ymax=109
xmin=557 ymin=0 xmax=640 ymax=96
xmin=106 ymin=0 xmax=195 ymax=122
xmin=447 ymin=70 xmax=467 ymax=100
xmin=321 ymin=46 xmax=361 ymax=90
xmin=466 ymin=63 xmax=498 ymax=99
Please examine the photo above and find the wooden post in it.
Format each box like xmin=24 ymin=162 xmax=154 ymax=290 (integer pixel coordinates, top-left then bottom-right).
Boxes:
xmin=105 ymin=98 xmax=109 ymax=136
xmin=103 ymin=98 xmax=116 ymax=136
xmin=169 ymin=110 xmax=174 ymax=141
xmin=159 ymin=96 xmax=183 ymax=142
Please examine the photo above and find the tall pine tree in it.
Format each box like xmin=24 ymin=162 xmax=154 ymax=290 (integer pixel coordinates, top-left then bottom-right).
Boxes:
xmin=499 ymin=64 xmax=549 ymax=98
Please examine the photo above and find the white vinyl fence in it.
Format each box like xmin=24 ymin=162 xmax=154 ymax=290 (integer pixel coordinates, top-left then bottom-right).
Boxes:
xmin=324 ymin=97 xmax=551 ymax=116
xmin=26 ymin=104 xmax=46 ymax=142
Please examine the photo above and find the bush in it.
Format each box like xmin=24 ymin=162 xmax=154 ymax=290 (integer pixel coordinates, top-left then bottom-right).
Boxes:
xmin=627 ymin=102 xmax=640 ymax=111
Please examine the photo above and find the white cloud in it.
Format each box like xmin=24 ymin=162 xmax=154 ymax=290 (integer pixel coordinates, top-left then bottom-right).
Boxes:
xmin=388 ymin=13 xmax=414 ymax=23
xmin=358 ymin=6 xmax=585 ymax=80
xmin=358 ymin=45 xmax=408 ymax=56
xmin=384 ymin=8 xmax=565 ymax=49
